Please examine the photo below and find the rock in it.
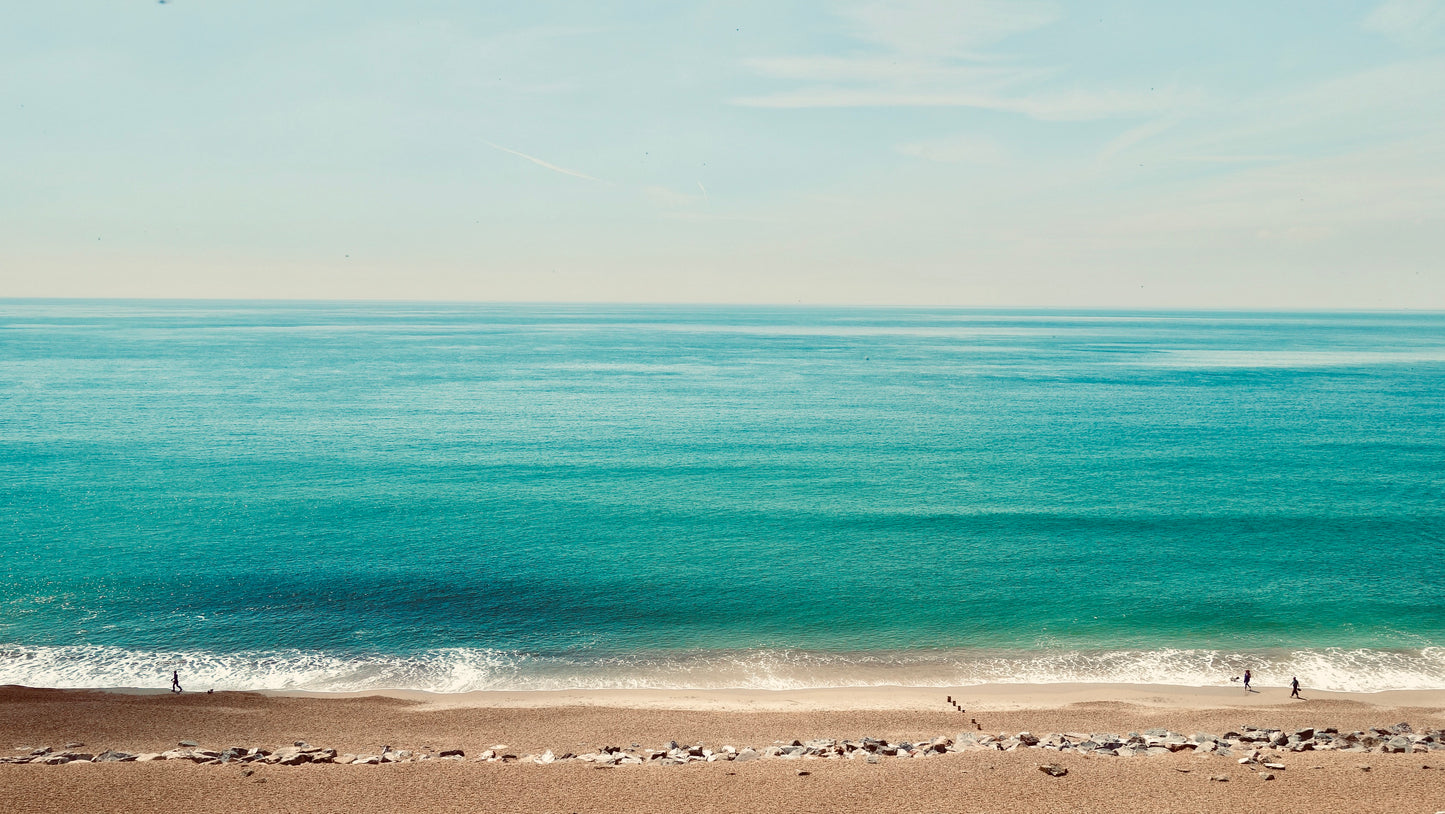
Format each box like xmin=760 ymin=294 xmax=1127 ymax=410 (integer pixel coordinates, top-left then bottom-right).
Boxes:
xmin=65 ymin=742 xmax=85 ymax=749
xmin=1384 ymin=736 xmax=1413 ymax=753
xmin=1357 ymin=765 xmax=1371 ymax=772
xmin=439 ymin=749 xmax=464 ymax=758
xmin=1038 ymin=763 xmax=1068 ymax=777
xmin=733 ymin=749 xmax=760 ymax=763
xmin=178 ymin=741 xmax=198 ymax=748
xmin=796 ymin=769 xmax=810 ymax=776
xmin=92 ymin=751 xmax=136 ymax=762
xmin=1262 ymin=762 xmax=1285 ymax=770
xmin=865 ymin=754 xmax=881 ymax=764
xmin=1295 ymin=728 xmax=1314 ymax=740
xmin=1210 ymin=775 xmax=1229 ymax=782
xmin=1261 ymin=772 xmax=1275 ymax=781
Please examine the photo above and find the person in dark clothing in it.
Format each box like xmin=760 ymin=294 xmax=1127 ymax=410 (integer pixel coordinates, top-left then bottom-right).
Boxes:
xmin=171 ymin=670 xmax=183 ymax=694
xmin=1290 ymin=676 xmax=1301 ymax=698
xmin=1243 ymin=669 xmax=1252 ymax=691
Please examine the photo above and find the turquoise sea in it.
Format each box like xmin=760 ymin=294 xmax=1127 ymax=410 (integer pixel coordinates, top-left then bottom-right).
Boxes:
xmin=2 ymin=301 xmax=1442 ymax=692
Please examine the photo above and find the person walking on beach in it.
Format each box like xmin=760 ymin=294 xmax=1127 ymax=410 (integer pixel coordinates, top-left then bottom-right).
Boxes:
xmin=1243 ymin=669 xmax=1252 ymax=692
xmin=170 ymin=670 xmax=183 ymax=694
xmin=1291 ymin=676 xmax=1301 ymax=698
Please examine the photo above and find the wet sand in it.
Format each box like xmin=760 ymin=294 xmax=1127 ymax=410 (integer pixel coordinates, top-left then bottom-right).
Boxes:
xmin=3 ymin=684 xmax=1444 ymax=813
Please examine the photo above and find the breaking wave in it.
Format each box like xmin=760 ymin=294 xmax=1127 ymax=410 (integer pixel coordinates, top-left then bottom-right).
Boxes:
xmin=2 ymin=644 xmax=1442 ymax=693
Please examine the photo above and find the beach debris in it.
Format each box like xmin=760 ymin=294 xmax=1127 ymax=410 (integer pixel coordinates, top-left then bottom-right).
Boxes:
xmin=1038 ymin=763 xmax=1068 ymax=777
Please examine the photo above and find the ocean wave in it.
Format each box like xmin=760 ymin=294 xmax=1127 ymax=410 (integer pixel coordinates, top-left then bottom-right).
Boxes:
xmin=3 ymin=644 xmax=1443 ymax=693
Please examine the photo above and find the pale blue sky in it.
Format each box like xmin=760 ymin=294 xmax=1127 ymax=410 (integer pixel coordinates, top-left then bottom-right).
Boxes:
xmin=3 ymin=1 xmax=1442 ymax=306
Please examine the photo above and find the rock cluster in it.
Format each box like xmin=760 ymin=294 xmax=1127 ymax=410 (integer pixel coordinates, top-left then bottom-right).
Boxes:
xmin=0 ymin=740 xmax=467 ymax=766
xmin=5 ymin=723 xmax=1441 ymax=767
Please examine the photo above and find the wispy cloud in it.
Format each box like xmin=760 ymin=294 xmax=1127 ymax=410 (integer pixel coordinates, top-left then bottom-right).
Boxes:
xmin=1363 ymin=0 xmax=1445 ymax=44
xmin=897 ymin=134 xmax=1009 ymax=164
xmin=1096 ymin=116 xmax=1182 ymax=165
xmin=842 ymin=0 xmax=1061 ymax=57
xmin=734 ymin=0 xmax=1173 ymax=120
xmin=735 ymin=85 xmax=1173 ymax=120
xmin=483 ymin=141 xmax=603 ymax=182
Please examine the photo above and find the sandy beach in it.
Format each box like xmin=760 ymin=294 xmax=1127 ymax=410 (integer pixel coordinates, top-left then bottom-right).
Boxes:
xmin=4 ymin=683 xmax=1443 ymax=813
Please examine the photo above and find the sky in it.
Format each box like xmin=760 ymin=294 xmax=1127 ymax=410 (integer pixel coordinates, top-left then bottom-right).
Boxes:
xmin=2 ymin=0 xmax=1442 ymax=307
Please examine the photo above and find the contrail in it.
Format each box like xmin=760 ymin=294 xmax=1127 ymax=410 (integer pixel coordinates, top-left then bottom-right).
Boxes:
xmin=484 ymin=141 xmax=602 ymax=183
xmin=697 ymin=180 xmax=709 ymax=202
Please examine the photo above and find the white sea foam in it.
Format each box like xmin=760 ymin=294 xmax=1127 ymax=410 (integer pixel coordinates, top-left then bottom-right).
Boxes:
xmin=2 ymin=644 xmax=1442 ymax=693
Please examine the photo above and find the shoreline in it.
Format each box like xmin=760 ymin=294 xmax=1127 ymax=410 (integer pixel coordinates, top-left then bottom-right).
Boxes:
xmin=68 ymin=682 xmax=1445 ymax=711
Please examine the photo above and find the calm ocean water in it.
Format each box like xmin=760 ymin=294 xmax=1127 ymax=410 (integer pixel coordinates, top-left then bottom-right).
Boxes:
xmin=2 ymin=301 xmax=1443 ymax=692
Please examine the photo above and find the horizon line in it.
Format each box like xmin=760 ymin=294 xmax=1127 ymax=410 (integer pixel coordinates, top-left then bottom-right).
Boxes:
xmin=0 ymin=295 xmax=1442 ymax=315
